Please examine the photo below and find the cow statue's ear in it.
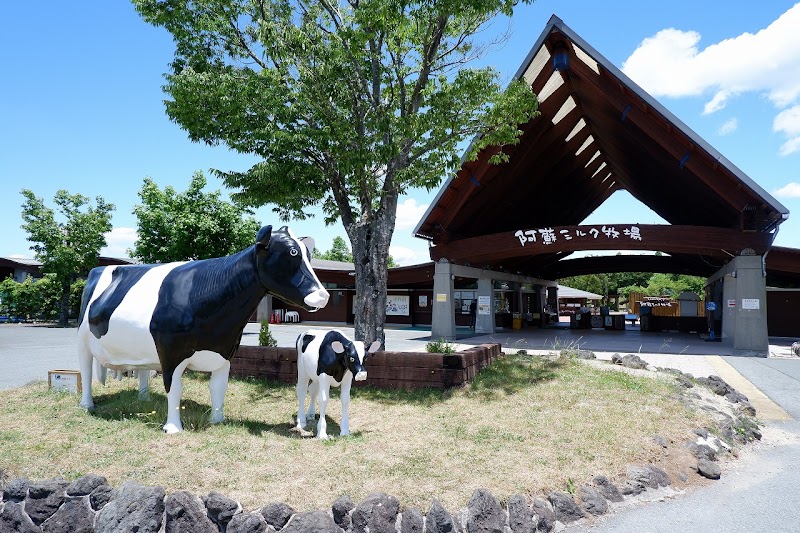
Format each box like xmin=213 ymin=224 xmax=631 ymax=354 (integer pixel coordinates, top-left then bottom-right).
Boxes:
xmin=367 ymin=340 xmax=381 ymax=354
xmin=255 ymin=225 xmax=273 ymax=254
xmin=299 ymin=236 xmax=315 ymax=258
xmin=331 ymin=341 xmax=345 ymax=353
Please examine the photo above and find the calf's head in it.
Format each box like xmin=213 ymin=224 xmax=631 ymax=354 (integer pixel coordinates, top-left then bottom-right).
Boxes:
xmin=331 ymin=339 xmax=382 ymax=381
xmin=255 ymin=225 xmax=329 ymax=311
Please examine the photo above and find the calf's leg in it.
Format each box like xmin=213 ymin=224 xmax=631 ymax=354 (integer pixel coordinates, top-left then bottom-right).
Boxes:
xmin=340 ymin=375 xmax=353 ymax=436
xmin=316 ymin=377 xmax=332 ymax=440
xmin=296 ymin=369 xmax=310 ymax=430
xmin=307 ymin=380 xmax=319 ymax=420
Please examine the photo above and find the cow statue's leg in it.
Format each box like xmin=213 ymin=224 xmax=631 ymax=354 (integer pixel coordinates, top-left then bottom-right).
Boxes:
xmin=138 ymin=370 xmax=151 ymax=399
xmin=296 ymin=367 xmax=310 ymax=431
xmin=339 ymin=374 xmax=354 ymax=436
xmin=163 ymin=360 xmax=190 ymax=434
xmin=316 ymin=376 xmax=332 ymax=440
xmin=307 ymin=380 xmax=319 ymax=420
xmin=78 ymin=337 xmax=95 ymax=410
xmin=208 ymin=360 xmax=230 ymax=425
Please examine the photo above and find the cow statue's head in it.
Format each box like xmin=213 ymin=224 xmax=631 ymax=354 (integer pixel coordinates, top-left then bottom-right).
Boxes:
xmin=331 ymin=339 xmax=381 ymax=381
xmin=255 ymin=225 xmax=330 ymax=311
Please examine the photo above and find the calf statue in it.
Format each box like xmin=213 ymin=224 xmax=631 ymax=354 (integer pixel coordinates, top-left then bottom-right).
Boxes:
xmin=295 ymin=329 xmax=381 ymax=439
xmin=77 ymin=225 xmax=329 ymax=433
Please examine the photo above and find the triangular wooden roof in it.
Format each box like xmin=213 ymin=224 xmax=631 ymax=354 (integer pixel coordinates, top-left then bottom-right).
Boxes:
xmin=414 ymin=16 xmax=791 ymax=280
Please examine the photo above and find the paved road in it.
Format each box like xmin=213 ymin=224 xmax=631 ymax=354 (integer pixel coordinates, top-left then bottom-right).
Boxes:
xmin=0 ymin=324 xmax=79 ymax=390
xmin=566 ymin=355 xmax=800 ymax=533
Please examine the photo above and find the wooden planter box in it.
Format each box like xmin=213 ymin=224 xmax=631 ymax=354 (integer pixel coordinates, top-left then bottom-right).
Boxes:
xmin=230 ymin=343 xmax=502 ymax=390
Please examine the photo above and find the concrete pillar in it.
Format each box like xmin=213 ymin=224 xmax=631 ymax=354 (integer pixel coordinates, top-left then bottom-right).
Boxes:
xmin=256 ymin=295 xmax=273 ymax=323
xmin=730 ymin=255 xmax=769 ymax=356
xmin=475 ymin=277 xmax=495 ymax=334
xmin=431 ymin=260 xmax=456 ymax=341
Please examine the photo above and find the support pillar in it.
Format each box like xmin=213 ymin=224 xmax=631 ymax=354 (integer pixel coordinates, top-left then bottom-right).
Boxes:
xmin=711 ymin=255 xmax=768 ymax=356
xmin=475 ymin=278 xmax=495 ymax=334
xmin=731 ymin=256 xmax=769 ymax=356
xmin=431 ymin=260 xmax=456 ymax=341
xmin=256 ymin=295 xmax=273 ymax=323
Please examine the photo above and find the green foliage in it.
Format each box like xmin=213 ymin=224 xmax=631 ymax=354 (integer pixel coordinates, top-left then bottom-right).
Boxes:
xmin=318 ymin=236 xmax=354 ymax=263
xmin=133 ymin=0 xmax=539 ymax=344
xmin=0 ymin=275 xmax=86 ymax=321
xmin=20 ymin=189 xmax=114 ymax=325
xmin=70 ymin=278 xmax=87 ymax=318
xmin=258 ymin=319 xmax=277 ymax=347
xmin=319 ymin=236 xmax=400 ymax=267
xmin=0 ymin=277 xmax=20 ymax=315
xmin=560 ymin=268 xmax=705 ymax=303
xmin=30 ymin=275 xmax=58 ymax=321
xmin=131 ymin=172 xmax=261 ymax=263
xmin=426 ymin=338 xmax=455 ymax=354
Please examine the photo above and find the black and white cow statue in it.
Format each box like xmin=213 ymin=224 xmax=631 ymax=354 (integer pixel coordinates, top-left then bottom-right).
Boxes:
xmin=295 ymin=329 xmax=381 ymax=439
xmin=77 ymin=225 xmax=329 ymax=434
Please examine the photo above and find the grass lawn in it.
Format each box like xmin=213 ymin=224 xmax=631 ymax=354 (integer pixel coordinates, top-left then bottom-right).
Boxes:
xmin=0 ymin=353 xmax=713 ymax=511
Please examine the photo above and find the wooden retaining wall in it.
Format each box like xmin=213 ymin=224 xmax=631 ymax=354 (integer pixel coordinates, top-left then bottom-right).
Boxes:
xmin=230 ymin=343 xmax=503 ymax=390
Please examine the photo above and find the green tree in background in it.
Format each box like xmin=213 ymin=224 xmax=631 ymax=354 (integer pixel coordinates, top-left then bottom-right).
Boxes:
xmin=131 ymin=171 xmax=261 ymax=262
xmin=0 ymin=275 xmax=86 ymax=322
xmin=318 ymin=236 xmax=399 ymax=267
xmin=20 ymin=189 xmax=114 ymax=326
xmin=133 ymin=0 xmax=539 ymax=347
xmin=561 ymin=268 xmax=705 ymax=307
xmin=320 ymin=236 xmax=354 ymax=263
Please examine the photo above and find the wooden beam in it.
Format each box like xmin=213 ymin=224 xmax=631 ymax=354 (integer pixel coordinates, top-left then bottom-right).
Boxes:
xmin=567 ymin=58 xmax=752 ymax=213
xmin=430 ymin=224 xmax=773 ymax=264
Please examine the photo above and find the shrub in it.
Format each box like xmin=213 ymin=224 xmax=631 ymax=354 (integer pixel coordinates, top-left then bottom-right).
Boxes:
xmin=426 ymin=337 xmax=455 ymax=354
xmin=259 ymin=319 xmax=277 ymax=347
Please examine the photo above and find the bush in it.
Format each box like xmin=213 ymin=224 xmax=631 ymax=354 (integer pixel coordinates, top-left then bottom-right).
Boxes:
xmin=426 ymin=337 xmax=455 ymax=354
xmin=259 ymin=319 xmax=277 ymax=347
xmin=0 ymin=275 xmax=88 ymax=321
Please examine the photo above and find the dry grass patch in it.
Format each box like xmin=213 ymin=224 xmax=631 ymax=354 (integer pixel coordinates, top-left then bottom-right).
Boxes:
xmin=0 ymin=354 xmax=713 ymax=511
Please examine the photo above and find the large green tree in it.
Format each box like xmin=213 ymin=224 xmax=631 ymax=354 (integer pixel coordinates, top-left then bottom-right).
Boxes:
xmin=134 ymin=0 xmax=539 ymax=346
xmin=131 ymin=171 xmax=261 ymax=262
xmin=20 ymin=189 xmax=114 ymax=325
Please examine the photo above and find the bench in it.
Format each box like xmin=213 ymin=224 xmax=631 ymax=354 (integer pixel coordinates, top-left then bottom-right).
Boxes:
xmin=625 ymin=314 xmax=638 ymax=325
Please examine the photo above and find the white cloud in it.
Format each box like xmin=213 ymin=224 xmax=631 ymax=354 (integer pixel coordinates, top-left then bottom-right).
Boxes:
xmin=779 ymin=137 xmax=800 ymax=156
xmin=395 ymin=197 xmax=429 ymax=230
xmin=717 ymin=118 xmax=738 ymax=135
xmin=774 ymin=105 xmax=800 ymax=155
xmin=774 ymin=182 xmax=800 ymax=198
xmin=389 ymin=244 xmax=428 ymax=266
xmin=623 ymin=5 xmax=800 ymax=110
xmin=622 ymin=5 xmax=800 ymax=157
xmin=101 ymin=227 xmax=137 ymax=258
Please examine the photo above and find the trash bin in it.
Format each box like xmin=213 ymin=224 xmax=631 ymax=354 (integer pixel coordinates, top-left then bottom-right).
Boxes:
xmin=512 ymin=313 xmax=522 ymax=330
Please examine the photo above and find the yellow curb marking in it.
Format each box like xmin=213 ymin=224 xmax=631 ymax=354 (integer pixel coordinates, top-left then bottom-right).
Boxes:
xmin=706 ymin=356 xmax=793 ymax=421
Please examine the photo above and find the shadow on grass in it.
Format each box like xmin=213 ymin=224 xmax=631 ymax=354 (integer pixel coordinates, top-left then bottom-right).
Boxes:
xmin=86 ymin=387 xmax=296 ymax=437
xmin=239 ymin=354 xmax=566 ymax=406
xmin=465 ymin=353 xmax=565 ymax=399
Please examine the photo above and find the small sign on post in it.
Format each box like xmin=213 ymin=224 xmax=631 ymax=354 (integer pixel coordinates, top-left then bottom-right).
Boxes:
xmin=742 ymin=299 xmax=760 ymax=310
xmin=48 ymin=370 xmax=82 ymax=393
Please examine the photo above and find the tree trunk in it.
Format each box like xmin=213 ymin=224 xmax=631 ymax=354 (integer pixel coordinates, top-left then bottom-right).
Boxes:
xmin=347 ymin=198 xmax=397 ymax=348
xmin=58 ymin=281 xmax=70 ymax=327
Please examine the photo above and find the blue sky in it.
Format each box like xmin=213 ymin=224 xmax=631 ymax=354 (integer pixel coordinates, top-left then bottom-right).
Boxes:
xmin=2 ymin=1 xmax=799 ymax=265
